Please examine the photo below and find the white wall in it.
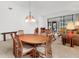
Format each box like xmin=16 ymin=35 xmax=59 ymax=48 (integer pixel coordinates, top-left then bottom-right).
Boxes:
xmin=0 ymin=2 xmax=26 ymax=41
xmin=0 ymin=2 xmax=45 ymax=41
xmin=1 ymin=1 xmax=79 ymax=41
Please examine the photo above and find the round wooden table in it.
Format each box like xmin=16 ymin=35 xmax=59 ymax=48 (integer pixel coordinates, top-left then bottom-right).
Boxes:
xmin=18 ymin=34 xmax=49 ymax=57
xmin=18 ymin=34 xmax=49 ymax=44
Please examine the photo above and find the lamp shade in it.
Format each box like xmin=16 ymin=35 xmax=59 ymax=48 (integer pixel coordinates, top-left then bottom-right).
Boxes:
xmin=25 ymin=15 xmax=36 ymax=22
xmin=66 ymin=21 xmax=75 ymax=30
xmin=74 ymin=20 xmax=79 ymax=29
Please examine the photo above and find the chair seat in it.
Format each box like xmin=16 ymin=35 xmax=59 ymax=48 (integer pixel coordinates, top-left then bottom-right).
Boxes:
xmin=37 ymin=46 xmax=46 ymax=57
xmin=23 ymin=44 xmax=33 ymax=54
xmin=37 ymin=46 xmax=45 ymax=53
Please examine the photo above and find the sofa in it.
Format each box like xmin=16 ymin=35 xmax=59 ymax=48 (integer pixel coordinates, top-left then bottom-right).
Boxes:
xmin=61 ymin=29 xmax=79 ymax=46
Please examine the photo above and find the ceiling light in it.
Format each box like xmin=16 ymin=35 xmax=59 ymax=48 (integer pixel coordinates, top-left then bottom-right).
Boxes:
xmin=25 ymin=1 xmax=36 ymax=22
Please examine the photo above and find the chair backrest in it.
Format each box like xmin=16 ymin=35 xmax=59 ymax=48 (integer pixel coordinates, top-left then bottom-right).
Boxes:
xmin=17 ymin=30 xmax=24 ymax=35
xmin=45 ymin=29 xmax=51 ymax=34
xmin=45 ymin=38 xmax=53 ymax=58
xmin=14 ymin=35 xmax=23 ymax=50
xmin=12 ymin=35 xmax=23 ymax=57
xmin=40 ymin=27 xmax=46 ymax=33
xmin=45 ymin=29 xmax=53 ymax=39
xmin=38 ymin=36 xmax=53 ymax=58
xmin=34 ymin=28 xmax=38 ymax=34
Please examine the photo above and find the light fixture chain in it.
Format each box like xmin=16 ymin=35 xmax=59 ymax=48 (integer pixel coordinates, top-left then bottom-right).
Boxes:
xmin=29 ymin=1 xmax=31 ymax=16
xmin=25 ymin=1 xmax=36 ymax=22
xmin=29 ymin=1 xmax=31 ymax=13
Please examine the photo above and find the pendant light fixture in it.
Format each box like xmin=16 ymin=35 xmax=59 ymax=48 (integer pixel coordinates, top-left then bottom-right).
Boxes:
xmin=25 ymin=1 xmax=36 ymax=22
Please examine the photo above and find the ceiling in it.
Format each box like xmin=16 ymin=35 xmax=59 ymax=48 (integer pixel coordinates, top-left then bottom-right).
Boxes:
xmin=1 ymin=1 xmax=79 ymax=17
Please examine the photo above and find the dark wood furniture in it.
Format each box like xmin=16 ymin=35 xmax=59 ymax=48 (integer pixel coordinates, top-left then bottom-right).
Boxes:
xmin=71 ymin=34 xmax=79 ymax=46
xmin=1 ymin=31 xmax=17 ymax=41
xmin=62 ymin=34 xmax=74 ymax=47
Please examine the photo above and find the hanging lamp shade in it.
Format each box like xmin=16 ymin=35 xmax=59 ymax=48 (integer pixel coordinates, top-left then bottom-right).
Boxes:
xmin=25 ymin=12 xmax=36 ymax=22
xmin=25 ymin=16 xmax=36 ymax=22
xmin=25 ymin=1 xmax=36 ymax=22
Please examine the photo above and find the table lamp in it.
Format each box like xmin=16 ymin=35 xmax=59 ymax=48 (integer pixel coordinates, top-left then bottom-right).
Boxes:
xmin=74 ymin=19 xmax=79 ymax=29
xmin=66 ymin=21 xmax=75 ymax=38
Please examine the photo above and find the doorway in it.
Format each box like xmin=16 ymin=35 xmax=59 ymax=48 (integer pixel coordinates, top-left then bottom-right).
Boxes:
xmin=48 ymin=21 xmax=57 ymax=32
xmin=52 ymin=21 xmax=57 ymax=32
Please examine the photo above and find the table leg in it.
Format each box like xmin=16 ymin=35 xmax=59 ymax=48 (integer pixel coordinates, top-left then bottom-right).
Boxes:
xmin=13 ymin=39 xmax=15 ymax=55
xmin=30 ymin=44 xmax=39 ymax=58
xmin=62 ymin=37 xmax=66 ymax=45
xmin=10 ymin=33 xmax=17 ymax=57
xmin=32 ymin=48 xmax=36 ymax=58
xmin=14 ymin=32 xmax=17 ymax=36
xmin=10 ymin=33 xmax=15 ymax=56
xmin=3 ymin=34 xmax=6 ymax=41
xmin=70 ymin=39 xmax=74 ymax=47
xmin=12 ymin=37 xmax=17 ymax=57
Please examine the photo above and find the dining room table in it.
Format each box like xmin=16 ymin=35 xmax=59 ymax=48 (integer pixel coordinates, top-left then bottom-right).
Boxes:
xmin=13 ymin=34 xmax=49 ymax=58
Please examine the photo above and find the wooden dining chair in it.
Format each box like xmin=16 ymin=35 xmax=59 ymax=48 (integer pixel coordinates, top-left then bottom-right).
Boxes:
xmin=46 ymin=29 xmax=56 ymax=41
xmin=34 ymin=28 xmax=38 ymax=34
xmin=40 ymin=27 xmax=46 ymax=33
xmin=36 ymin=37 xmax=53 ymax=58
xmin=17 ymin=30 xmax=24 ymax=35
xmin=13 ymin=35 xmax=33 ymax=58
